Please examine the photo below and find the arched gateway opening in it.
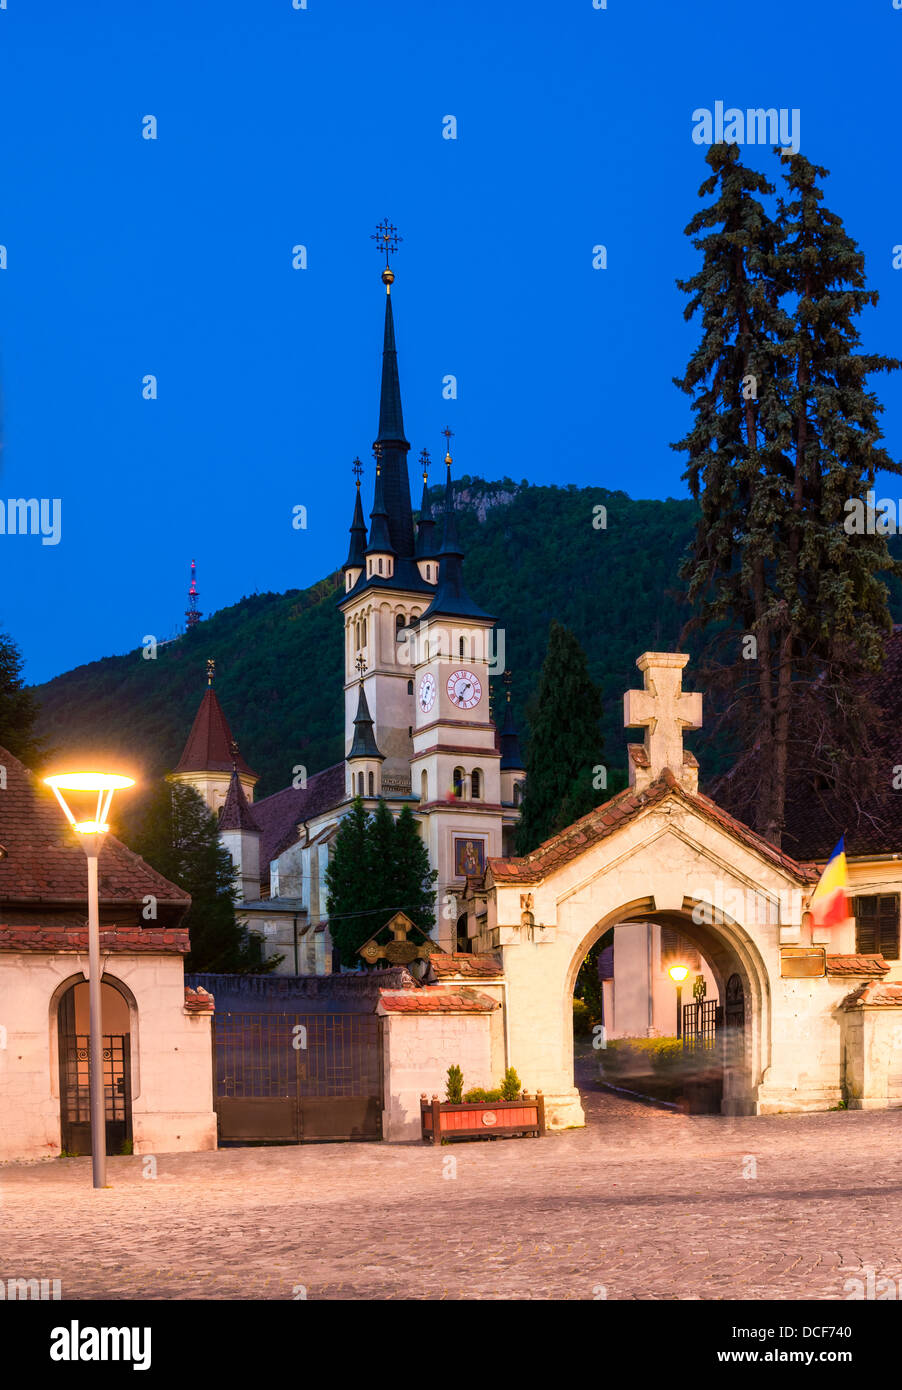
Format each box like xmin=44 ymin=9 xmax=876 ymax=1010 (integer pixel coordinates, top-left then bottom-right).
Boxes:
xmin=567 ymin=900 xmax=763 ymax=1117
xmin=56 ymin=978 xmax=134 ymax=1155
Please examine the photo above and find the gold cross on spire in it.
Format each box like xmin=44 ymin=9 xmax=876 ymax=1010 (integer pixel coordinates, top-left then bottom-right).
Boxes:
xmin=206 ymin=658 xmax=215 ymax=687
xmin=372 ymin=220 xmax=402 ymax=290
xmin=419 ymin=446 xmax=431 ymax=483
xmin=355 ymin=655 xmax=367 ymax=679
xmin=352 ymin=457 xmax=363 ymax=489
xmin=441 ymin=426 xmax=454 ymax=466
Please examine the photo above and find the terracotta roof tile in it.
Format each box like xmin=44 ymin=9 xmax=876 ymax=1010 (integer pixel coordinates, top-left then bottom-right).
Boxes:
xmin=485 ymin=771 xmax=818 ymax=887
xmin=841 ymin=980 xmax=902 ymax=1008
xmin=252 ymin=763 xmax=346 ymax=869
xmin=826 ymin=954 xmax=889 ymax=977
xmin=428 ymin=953 xmax=503 ymax=979
xmin=0 ymin=925 xmax=190 ymax=954
xmin=0 ymin=748 xmax=191 ymax=913
xmin=218 ymin=770 xmax=261 ymax=833
xmin=378 ymin=987 xmax=498 ymax=1014
xmin=174 ymin=689 xmax=257 ymax=779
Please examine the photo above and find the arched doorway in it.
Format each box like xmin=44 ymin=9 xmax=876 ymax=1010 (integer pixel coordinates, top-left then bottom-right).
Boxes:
xmin=57 ymin=979 xmax=133 ymax=1156
xmin=566 ymin=901 xmax=762 ymax=1118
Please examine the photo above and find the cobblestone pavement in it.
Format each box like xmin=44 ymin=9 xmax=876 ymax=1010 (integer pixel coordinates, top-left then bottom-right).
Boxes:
xmin=2 ymin=1067 xmax=901 ymax=1300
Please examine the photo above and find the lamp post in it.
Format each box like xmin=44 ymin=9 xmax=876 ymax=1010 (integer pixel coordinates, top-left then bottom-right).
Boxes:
xmin=669 ymin=964 xmax=689 ymax=1040
xmin=44 ymin=772 xmax=135 ymax=1189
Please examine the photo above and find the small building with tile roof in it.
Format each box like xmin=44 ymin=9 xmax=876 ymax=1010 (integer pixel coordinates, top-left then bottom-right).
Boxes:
xmin=0 ymin=746 xmax=217 ymax=1162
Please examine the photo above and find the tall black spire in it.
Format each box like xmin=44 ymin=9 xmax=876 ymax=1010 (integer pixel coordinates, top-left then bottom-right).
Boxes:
xmin=415 ymin=447 xmax=437 ymax=559
xmin=344 ymin=458 xmax=368 ymax=570
xmin=348 ymin=675 xmax=384 ymax=761
xmin=423 ymin=437 xmax=494 ymax=622
xmin=499 ymin=671 xmax=525 ymax=771
xmin=366 ymin=451 xmax=394 ymax=554
xmin=371 ymin=221 xmax=415 ymax=558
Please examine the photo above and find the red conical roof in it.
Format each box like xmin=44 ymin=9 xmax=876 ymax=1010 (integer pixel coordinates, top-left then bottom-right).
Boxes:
xmin=174 ymin=689 xmax=258 ymax=780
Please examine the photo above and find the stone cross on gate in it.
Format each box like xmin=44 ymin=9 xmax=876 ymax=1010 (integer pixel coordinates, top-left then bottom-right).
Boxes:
xmin=623 ymin=652 xmax=702 ymax=794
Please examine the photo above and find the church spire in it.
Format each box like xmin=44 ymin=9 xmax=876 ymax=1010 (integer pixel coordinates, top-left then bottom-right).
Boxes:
xmin=499 ymin=670 xmax=525 ymax=771
xmin=366 ymin=447 xmax=394 ymax=555
xmin=370 ymin=221 xmax=414 ymax=558
xmin=344 ymin=458 xmax=368 ymax=571
xmin=423 ymin=433 xmax=493 ymax=622
xmin=415 ymin=447 xmax=436 ymax=558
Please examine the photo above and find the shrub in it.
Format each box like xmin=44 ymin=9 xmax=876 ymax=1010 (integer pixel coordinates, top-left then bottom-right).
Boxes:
xmin=500 ymin=1066 xmax=522 ymax=1101
xmin=572 ymin=997 xmax=593 ymax=1037
xmin=463 ymin=1087 xmax=502 ymax=1103
xmin=601 ymin=1036 xmax=683 ymax=1075
xmin=446 ymin=1064 xmax=463 ymax=1104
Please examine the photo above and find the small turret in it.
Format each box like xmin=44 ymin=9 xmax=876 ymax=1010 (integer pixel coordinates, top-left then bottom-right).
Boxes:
xmin=346 ymin=658 xmax=385 ymax=800
xmin=415 ymin=447 xmax=438 ymax=584
xmin=498 ymin=670 xmax=526 ymax=807
xmin=343 ymin=459 xmax=368 ymax=593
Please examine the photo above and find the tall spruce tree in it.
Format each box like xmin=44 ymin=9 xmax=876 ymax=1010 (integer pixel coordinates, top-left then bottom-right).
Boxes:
xmin=673 ymin=143 xmax=794 ymax=838
xmin=515 ymin=622 xmax=606 ymax=855
xmin=0 ymin=630 xmax=44 ymax=765
xmin=131 ymin=781 xmax=270 ymax=972
xmin=324 ymin=795 xmax=371 ymax=968
xmin=326 ymin=798 xmax=437 ymax=969
xmin=675 ymin=144 xmax=901 ymax=844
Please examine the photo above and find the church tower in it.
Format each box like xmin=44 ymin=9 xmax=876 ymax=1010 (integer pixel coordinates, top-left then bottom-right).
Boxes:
xmin=171 ymin=659 xmax=258 ymax=814
xmin=338 ymin=226 xmax=436 ymax=797
xmin=410 ymin=442 xmax=507 ymax=951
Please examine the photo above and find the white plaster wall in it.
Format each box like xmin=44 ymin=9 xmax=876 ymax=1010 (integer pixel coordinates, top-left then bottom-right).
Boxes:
xmin=379 ymin=1010 xmax=494 ymax=1141
xmin=0 ymin=952 xmax=216 ymax=1161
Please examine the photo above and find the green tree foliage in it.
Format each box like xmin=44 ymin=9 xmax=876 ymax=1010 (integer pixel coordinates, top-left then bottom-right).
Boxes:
xmin=324 ymin=796 xmax=371 ymax=969
xmin=675 ymin=144 xmax=901 ymax=843
xmin=446 ymin=1064 xmax=463 ymax=1103
xmin=131 ymin=780 xmax=272 ymax=973
xmin=0 ymin=630 xmax=44 ymax=765
xmin=515 ymin=622 xmax=608 ymax=854
xmin=325 ymin=798 xmax=438 ymax=969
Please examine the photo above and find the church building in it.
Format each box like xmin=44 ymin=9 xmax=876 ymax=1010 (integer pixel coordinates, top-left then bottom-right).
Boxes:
xmin=174 ymin=248 xmax=525 ymax=970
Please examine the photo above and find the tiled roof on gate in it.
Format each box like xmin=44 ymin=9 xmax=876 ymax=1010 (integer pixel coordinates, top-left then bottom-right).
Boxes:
xmin=486 ymin=768 xmax=819 ymax=886
xmin=252 ymin=763 xmax=346 ymax=869
xmin=428 ymin=953 xmax=503 ymax=979
xmin=0 ymin=925 xmax=190 ymax=953
xmin=826 ymin=954 xmax=890 ymax=977
xmin=174 ymin=689 xmax=257 ymax=779
xmin=378 ymin=987 xmax=499 ymax=1014
xmin=841 ymin=980 xmax=902 ymax=1008
xmin=0 ymin=747 xmax=191 ymax=910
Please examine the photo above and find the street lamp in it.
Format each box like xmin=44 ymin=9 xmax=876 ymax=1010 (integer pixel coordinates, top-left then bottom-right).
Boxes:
xmin=44 ymin=771 xmax=135 ymax=1189
xmin=669 ymin=964 xmax=689 ymax=1040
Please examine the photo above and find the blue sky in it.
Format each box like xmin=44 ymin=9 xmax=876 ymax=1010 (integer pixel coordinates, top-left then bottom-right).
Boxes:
xmin=1 ymin=0 xmax=900 ymax=683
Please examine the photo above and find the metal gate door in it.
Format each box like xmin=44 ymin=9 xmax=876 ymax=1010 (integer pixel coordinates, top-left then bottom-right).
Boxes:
xmin=213 ymin=1012 xmax=383 ymax=1143
xmin=59 ymin=1031 xmax=131 ymax=1156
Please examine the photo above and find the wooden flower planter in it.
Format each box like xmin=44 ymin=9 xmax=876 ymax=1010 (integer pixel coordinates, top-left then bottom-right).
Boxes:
xmin=420 ymin=1092 xmax=545 ymax=1143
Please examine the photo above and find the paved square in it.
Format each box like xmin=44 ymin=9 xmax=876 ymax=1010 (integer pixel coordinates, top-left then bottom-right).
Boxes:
xmin=2 ymin=1070 xmax=900 ymax=1301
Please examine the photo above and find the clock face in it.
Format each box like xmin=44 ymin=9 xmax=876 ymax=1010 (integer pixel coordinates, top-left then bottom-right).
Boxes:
xmin=418 ymin=673 xmax=437 ymax=713
xmin=447 ymin=668 xmax=482 ymax=710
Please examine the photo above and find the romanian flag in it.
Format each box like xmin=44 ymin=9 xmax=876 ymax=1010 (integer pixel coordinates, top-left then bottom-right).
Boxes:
xmin=809 ymin=837 xmax=851 ymax=932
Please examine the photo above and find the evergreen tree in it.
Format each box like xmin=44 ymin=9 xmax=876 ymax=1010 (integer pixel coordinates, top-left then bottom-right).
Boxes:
xmin=673 ymin=142 xmax=794 ymax=837
xmin=361 ymin=797 xmax=398 ymax=948
xmin=675 ymin=144 xmax=901 ymax=844
xmin=0 ymin=630 xmax=44 ymax=765
xmin=131 ymin=781 xmax=269 ymax=973
xmin=515 ymin=622 xmax=606 ymax=854
xmin=392 ymin=804 xmax=438 ymax=938
xmin=324 ymin=795 xmax=371 ymax=969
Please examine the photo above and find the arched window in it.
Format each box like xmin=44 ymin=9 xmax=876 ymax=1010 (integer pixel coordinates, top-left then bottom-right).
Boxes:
xmin=368 ymin=771 xmax=374 ymax=797
xmin=421 ymin=770 xmax=428 ymax=801
xmin=396 ymin=613 xmax=405 ymax=635
xmin=453 ymin=767 xmax=464 ymax=799
xmin=456 ymin=913 xmax=471 ymax=953
xmin=459 ymin=635 xmax=468 ymax=658
xmin=513 ymin=781 xmax=523 ymax=806
xmin=378 ymin=558 xmax=383 ymax=574
xmin=471 ymin=769 xmax=481 ymax=799
xmin=361 ymin=617 xmax=367 ymax=647
xmin=407 ymin=679 xmax=413 ymax=695
xmin=358 ymin=772 xmax=364 ymax=796
xmin=426 ymin=564 xmax=431 ymax=580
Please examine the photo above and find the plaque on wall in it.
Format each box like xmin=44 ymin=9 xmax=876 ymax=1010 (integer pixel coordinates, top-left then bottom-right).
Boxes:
xmin=780 ymin=946 xmax=826 ymax=979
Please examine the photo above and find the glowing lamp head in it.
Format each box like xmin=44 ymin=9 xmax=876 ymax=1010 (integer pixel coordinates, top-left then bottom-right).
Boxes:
xmin=43 ymin=771 xmax=135 ymax=842
xmin=669 ymin=965 xmax=689 ymax=984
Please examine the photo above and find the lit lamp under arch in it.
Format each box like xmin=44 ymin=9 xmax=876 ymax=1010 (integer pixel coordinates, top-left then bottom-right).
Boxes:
xmin=44 ymin=771 xmax=135 ymax=1189
xmin=668 ymin=963 xmax=689 ymax=1040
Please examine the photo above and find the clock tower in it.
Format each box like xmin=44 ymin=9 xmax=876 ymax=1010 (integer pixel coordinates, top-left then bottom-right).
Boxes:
xmin=410 ymin=444 xmax=507 ymax=951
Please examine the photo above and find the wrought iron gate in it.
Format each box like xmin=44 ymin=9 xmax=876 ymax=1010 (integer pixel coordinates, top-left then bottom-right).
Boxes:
xmin=213 ymin=1012 xmax=383 ymax=1143
xmin=58 ymin=1031 xmax=131 ymax=1156
xmin=725 ymin=973 xmax=745 ymax=1030
xmin=682 ymin=999 xmax=721 ymax=1051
